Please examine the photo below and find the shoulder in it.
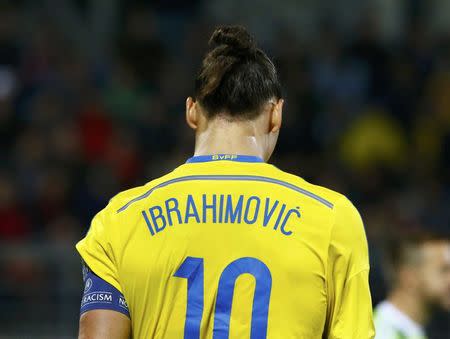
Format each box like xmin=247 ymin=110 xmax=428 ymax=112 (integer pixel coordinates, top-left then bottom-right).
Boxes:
xmin=269 ymin=167 xmax=366 ymax=249
xmin=100 ymin=169 xmax=182 ymax=218
xmin=269 ymin=165 xmax=351 ymax=211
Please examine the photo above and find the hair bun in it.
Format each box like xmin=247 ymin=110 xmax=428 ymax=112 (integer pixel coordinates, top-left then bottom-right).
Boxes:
xmin=209 ymin=25 xmax=256 ymax=52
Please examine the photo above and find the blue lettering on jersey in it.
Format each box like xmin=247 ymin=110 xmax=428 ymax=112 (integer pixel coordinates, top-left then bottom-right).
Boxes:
xmin=263 ymin=198 xmax=279 ymax=226
xmin=185 ymin=194 xmax=201 ymax=223
xmin=280 ymin=207 xmax=301 ymax=236
xmin=243 ymin=196 xmax=260 ymax=224
xmin=224 ymin=195 xmax=244 ymax=223
xmin=141 ymin=194 xmax=301 ymax=237
xmin=202 ymin=194 xmax=217 ymax=223
xmin=165 ymin=197 xmax=183 ymax=226
xmin=218 ymin=194 xmax=225 ymax=223
xmin=142 ymin=210 xmax=155 ymax=235
xmin=149 ymin=205 xmax=167 ymax=233
xmin=273 ymin=203 xmax=286 ymax=231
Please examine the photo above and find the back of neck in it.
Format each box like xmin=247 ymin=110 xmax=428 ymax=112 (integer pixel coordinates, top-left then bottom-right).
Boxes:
xmin=194 ymin=119 xmax=266 ymax=159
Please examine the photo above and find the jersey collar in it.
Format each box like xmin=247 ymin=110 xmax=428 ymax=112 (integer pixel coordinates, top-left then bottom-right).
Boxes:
xmin=186 ymin=154 xmax=265 ymax=163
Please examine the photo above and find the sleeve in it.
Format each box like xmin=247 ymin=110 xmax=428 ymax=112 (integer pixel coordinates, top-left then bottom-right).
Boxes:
xmin=80 ymin=261 xmax=130 ymax=317
xmin=75 ymin=208 xmax=123 ymax=293
xmin=324 ymin=197 xmax=375 ymax=339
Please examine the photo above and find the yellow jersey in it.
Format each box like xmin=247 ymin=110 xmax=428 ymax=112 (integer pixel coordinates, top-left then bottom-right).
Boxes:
xmin=76 ymin=154 xmax=374 ymax=338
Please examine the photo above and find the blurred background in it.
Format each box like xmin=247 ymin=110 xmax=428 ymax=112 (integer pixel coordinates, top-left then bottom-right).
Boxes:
xmin=0 ymin=0 xmax=449 ymax=337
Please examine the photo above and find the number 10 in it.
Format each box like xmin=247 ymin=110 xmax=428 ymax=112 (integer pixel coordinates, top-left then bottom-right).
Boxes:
xmin=174 ymin=256 xmax=272 ymax=339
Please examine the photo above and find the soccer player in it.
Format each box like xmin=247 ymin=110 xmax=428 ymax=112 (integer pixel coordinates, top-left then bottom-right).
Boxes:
xmin=77 ymin=25 xmax=374 ymax=338
xmin=374 ymin=233 xmax=450 ymax=338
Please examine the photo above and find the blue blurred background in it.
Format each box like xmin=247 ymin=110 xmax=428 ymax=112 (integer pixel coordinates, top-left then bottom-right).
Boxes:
xmin=0 ymin=0 xmax=449 ymax=337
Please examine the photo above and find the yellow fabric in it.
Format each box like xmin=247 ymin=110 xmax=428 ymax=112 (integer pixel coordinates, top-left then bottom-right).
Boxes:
xmin=76 ymin=159 xmax=374 ymax=338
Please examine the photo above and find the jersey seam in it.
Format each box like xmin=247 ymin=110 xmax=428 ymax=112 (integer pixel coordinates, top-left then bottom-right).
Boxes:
xmin=324 ymin=194 xmax=347 ymax=333
xmin=98 ymin=210 xmax=123 ymax=293
xmin=77 ymin=246 xmax=123 ymax=293
xmin=116 ymin=174 xmax=334 ymax=213
xmin=347 ymin=267 xmax=370 ymax=282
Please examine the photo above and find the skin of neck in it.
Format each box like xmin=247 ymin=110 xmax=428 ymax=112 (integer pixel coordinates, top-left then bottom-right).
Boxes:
xmin=185 ymin=97 xmax=284 ymax=162
xmin=388 ymin=283 xmax=430 ymax=326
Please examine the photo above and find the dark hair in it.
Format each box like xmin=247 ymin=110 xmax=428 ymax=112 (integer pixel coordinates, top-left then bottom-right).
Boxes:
xmin=194 ymin=25 xmax=282 ymax=119
xmin=383 ymin=230 xmax=450 ymax=285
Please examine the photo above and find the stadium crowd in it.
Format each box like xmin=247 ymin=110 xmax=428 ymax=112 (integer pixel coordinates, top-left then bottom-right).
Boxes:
xmin=0 ymin=1 xmax=449 ymax=337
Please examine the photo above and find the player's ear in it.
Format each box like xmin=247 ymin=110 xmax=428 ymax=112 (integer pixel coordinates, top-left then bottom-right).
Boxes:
xmin=186 ymin=97 xmax=199 ymax=130
xmin=270 ymin=98 xmax=283 ymax=133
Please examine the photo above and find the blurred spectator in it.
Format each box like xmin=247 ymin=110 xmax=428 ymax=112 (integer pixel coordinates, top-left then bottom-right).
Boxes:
xmin=0 ymin=172 xmax=30 ymax=240
xmin=339 ymin=106 xmax=408 ymax=173
xmin=374 ymin=233 xmax=450 ymax=338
